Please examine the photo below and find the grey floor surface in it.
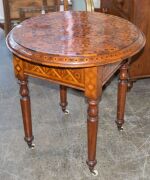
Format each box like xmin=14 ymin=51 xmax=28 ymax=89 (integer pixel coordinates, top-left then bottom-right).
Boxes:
xmin=0 ymin=28 xmax=150 ymax=180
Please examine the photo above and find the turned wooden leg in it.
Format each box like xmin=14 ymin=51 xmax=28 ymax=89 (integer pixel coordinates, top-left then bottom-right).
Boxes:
xmin=86 ymin=99 xmax=99 ymax=174
xmin=84 ymin=67 xmax=102 ymax=175
xmin=116 ymin=63 xmax=128 ymax=130
xmin=59 ymin=85 xmax=69 ymax=114
xmin=19 ymin=76 xmax=34 ymax=149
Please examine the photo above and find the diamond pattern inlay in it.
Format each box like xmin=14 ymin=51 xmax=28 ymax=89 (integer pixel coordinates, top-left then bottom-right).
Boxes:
xmin=24 ymin=62 xmax=85 ymax=89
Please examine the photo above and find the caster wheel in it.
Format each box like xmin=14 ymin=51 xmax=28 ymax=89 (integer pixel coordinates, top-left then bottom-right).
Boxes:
xmin=28 ymin=143 xmax=35 ymax=149
xmin=91 ymin=169 xmax=98 ymax=176
xmin=64 ymin=109 xmax=69 ymax=114
xmin=118 ymin=126 xmax=123 ymax=131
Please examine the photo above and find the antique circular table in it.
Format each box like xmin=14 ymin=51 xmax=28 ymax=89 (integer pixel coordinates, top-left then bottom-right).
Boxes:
xmin=6 ymin=11 xmax=145 ymax=175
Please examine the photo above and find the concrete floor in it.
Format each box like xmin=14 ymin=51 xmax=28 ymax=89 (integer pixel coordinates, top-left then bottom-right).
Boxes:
xmin=0 ymin=28 xmax=150 ymax=180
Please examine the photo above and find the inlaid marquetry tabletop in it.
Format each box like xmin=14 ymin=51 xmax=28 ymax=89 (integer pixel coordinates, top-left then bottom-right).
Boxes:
xmin=6 ymin=11 xmax=145 ymax=175
xmin=7 ymin=11 xmax=145 ymax=67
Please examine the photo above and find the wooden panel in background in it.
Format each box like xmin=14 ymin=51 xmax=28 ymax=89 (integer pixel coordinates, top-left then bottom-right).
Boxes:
xmin=101 ymin=0 xmax=150 ymax=80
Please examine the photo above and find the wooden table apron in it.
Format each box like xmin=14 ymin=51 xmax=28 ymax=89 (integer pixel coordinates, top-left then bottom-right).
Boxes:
xmin=6 ymin=11 xmax=145 ymax=173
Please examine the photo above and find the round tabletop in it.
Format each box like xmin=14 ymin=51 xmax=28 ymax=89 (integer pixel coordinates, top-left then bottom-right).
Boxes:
xmin=7 ymin=11 xmax=145 ymax=68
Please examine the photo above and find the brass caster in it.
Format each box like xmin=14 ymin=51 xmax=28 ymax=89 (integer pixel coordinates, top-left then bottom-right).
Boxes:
xmin=118 ymin=126 xmax=123 ymax=131
xmin=28 ymin=143 xmax=35 ymax=149
xmin=91 ymin=169 xmax=98 ymax=176
xmin=116 ymin=121 xmax=124 ymax=131
xmin=64 ymin=109 xmax=69 ymax=114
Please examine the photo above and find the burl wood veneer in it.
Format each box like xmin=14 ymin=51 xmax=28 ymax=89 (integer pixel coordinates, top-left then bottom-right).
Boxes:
xmin=6 ymin=11 xmax=145 ymax=174
xmin=101 ymin=0 xmax=150 ymax=83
